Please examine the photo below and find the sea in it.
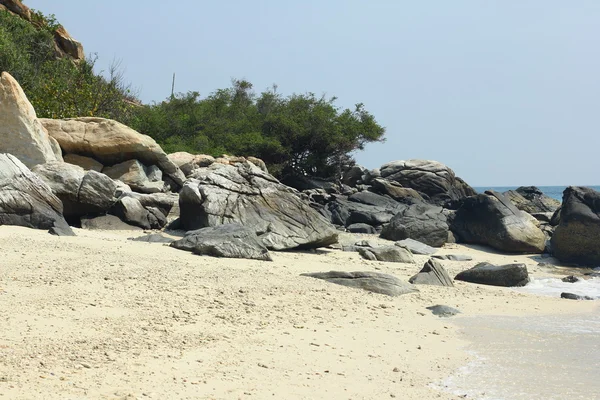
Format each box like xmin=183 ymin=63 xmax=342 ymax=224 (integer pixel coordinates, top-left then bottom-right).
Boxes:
xmin=473 ymin=185 xmax=600 ymax=201
xmin=438 ymin=185 xmax=600 ymax=399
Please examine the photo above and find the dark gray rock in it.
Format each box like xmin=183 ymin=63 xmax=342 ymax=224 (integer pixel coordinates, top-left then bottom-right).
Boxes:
xmin=370 ymin=178 xmax=425 ymax=203
xmin=342 ymin=165 xmax=367 ymax=187
xmin=503 ymin=186 xmax=561 ymax=214
xmin=102 ymin=159 xmax=165 ymax=194
xmin=426 ymin=305 xmax=461 ymax=317
xmin=552 ymin=187 xmax=600 ymax=266
xmin=181 ymin=162 xmax=338 ymax=250
xmin=120 ymin=192 xmax=178 ymax=219
xmin=451 ymin=191 xmax=546 ymax=253
xmin=379 ymin=159 xmax=476 ymax=206
xmin=348 ymin=191 xmax=402 ymax=209
xmin=301 ymin=271 xmax=418 ymax=296
xmin=560 ymin=292 xmax=597 ymax=301
xmin=328 ymin=197 xmax=398 ymax=228
xmin=111 ymin=197 xmax=164 ymax=230
xmin=409 ymin=258 xmax=454 ymax=287
xmin=346 ymin=223 xmax=377 ymax=234
xmin=81 ymin=214 xmax=142 ymax=231
xmin=530 ymin=212 xmax=554 ymax=224
xmin=455 ymin=262 xmax=530 ymax=287
xmin=432 ymin=254 xmax=473 ymax=261
xmin=32 ymin=161 xmax=117 ymax=219
xmin=358 ymin=246 xmax=415 ymax=263
xmin=395 ymin=238 xmax=437 ymax=255
xmin=380 ymin=203 xmax=449 ymax=247
xmin=561 ymin=275 xmax=581 ymax=283
xmin=0 ymin=154 xmax=73 ymax=235
xmin=171 ymin=223 xmax=272 ymax=261
xmin=129 ymin=233 xmax=174 ymax=243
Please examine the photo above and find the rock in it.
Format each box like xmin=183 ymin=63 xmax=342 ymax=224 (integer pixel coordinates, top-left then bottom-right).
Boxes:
xmin=0 ymin=0 xmax=31 ymax=21
xmin=561 ymin=275 xmax=581 ymax=283
xmin=0 ymin=153 xmax=73 ymax=235
xmin=247 ymin=156 xmax=268 ymax=173
xmin=432 ymin=254 xmax=473 ymax=261
xmin=370 ymin=178 xmax=424 ymax=203
xmin=551 ymin=187 xmax=600 ymax=266
xmin=530 ymin=212 xmax=554 ymax=224
xmin=63 ymin=154 xmax=103 ymax=172
xmin=40 ymin=117 xmax=186 ymax=188
xmin=179 ymin=161 xmax=338 ymax=250
xmin=328 ymin=197 xmax=400 ymax=228
xmin=103 ymin=159 xmax=165 ymax=194
xmin=167 ymin=152 xmax=215 ymax=176
xmin=53 ymin=26 xmax=84 ymax=60
xmin=346 ymin=223 xmax=377 ymax=234
xmin=111 ymin=197 xmax=165 ymax=230
xmin=380 ymin=203 xmax=449 ymax=247
xmin=451 ymin=191 xmax=546 ymax=253
xmin=395 ymin=238 xmax=437 ymax=255
xmin=128 ymin=233 xmax=175 ymax=244
xmin=455 ymin=262 xmax=530 ymax=287
xmin=119 ymin=192 xmax=178 ymax=219
xmin=80 ymin=215 xmax=142 ymax=231
xmin=300 ymin=271 xmax=419 ymax=297
xmin=503 ymin=186 xmax=561 ymax=214
xmin=32 ymin=162 xmax=117 ymax=219
xmin=379 ymin=160 xmax=476 ymax=206
xmin=171 ymin=223 xmax=272 ymax=261
xmin=348 ymin=191 xmax=402 ymax=209
xmin=358 ymin=246 xmax=415 ymax=263
xmin=0 ymin=72 xmax=60 ymax=167
xmin=560 ymin=292 xmax=597 ymax=301
xmin=426 ymin=305 xmax=461 ymax=317
xmin=342 ymin=165 xmax=366 ymax=186
xmin=409 ymin=258 xmax=454 ymax=286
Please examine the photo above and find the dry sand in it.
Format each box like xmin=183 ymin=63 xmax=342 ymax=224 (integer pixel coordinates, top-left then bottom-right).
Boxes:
xmin=0 ymin=226 xmax=596 ymax=400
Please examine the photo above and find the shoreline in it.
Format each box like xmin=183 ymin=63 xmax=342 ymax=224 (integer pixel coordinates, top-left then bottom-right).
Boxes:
xmin=0 ymin=226 xmax=597 ymax=399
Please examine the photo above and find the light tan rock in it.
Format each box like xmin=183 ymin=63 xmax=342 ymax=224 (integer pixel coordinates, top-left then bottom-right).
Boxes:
xmin=53 ymin=26 xmax=84 ymax=60
xmin=0 ymin=72 xmax=60 ymax=167
xmin=167 ymin=152 xmax=215 ymax=176
xmin=0 ymin=0 xmax=31 ymax=21
xmin=40 ymin=117 xmax=185 ymax=187
xmin=103 ymin=159 xmax=164 ymax=194
xmin=247 ymin=156 xmax=268 ymax=173
xmin=63 ymin=153 xmax=103 ymax=172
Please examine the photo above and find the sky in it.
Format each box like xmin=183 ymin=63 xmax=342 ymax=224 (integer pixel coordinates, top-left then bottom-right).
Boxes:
xmin=24 ymin=0 xmax=600 ymax=186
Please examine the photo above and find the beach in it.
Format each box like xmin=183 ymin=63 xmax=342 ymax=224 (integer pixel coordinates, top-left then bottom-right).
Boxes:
xmin=0 ymin=226 xmax=596 ymax=400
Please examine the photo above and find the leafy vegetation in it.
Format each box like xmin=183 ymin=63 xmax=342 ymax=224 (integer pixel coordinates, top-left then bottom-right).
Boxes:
xmin=0 ymin=7 xmax=385 ymax=180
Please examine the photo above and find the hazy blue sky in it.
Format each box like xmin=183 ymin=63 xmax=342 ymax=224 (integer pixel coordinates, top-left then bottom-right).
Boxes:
xmin=25 ymin=0 xmax=600 ymax=186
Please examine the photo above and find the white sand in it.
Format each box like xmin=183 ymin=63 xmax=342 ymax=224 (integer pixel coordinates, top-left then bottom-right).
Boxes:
xmin=0 ymin=226 xmax=595 ymax=399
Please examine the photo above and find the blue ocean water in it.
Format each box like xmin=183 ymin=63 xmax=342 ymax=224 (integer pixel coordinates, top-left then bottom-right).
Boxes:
xmin=473 ymin=186 xmax=600 ymax=201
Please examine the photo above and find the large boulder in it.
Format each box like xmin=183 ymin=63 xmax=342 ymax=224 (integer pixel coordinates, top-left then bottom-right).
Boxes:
xmin=455 ymin=262 xmax=530 ymax=287
xmin=552 ymin=187 xmax=600 ymax=266
xmin=409 ymin=258 xmax=454 ymax=287
xmin=171 ymin=223 xmax=272 ymax=261
xmin=63 ymin=153 xmax=103 ymax=172
xmin=503 ymin=186 xmax=561 ymax=214
xmin=300 ymin=271 xmax=418 ymax=297
xmin=395 ymin=238 xmax=437 ymax=255
xmin=53 ymin=26 xmax=84 ymax=60
xmin=179 ymin=161 xmax=338 ymax=250
xmin=111 ymin=197 xmax=165 ymax=230
xmin=0 ymin=153 xmax=73 ymax=235
xmin=451 ymin=191 xmax=546 ymax=253
xmin=103 ymin=159 xmax=165 ymax=194
xmin=40 ymin=117 xmax=185 ymax=188
xmin=370 ymin=178 xmax=424 ymax=203
xmin=168 ymin=152 xmax=215 ymax=176
xmin=379 ymin=160 xmax=476 ymax=206
xmin=380 ymin=203 xmax=449 ymax=247
xmin=0 ymin=72 xmax=61 ymax=167
xmin=32 ymin=162 xmax=117 ymax=219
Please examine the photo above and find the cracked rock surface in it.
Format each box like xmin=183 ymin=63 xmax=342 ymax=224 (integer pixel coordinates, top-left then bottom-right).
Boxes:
xmin=179 ymin=161 xmax=338 ymax=250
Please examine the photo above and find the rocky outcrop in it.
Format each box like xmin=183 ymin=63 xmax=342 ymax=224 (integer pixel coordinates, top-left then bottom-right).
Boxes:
xmin=0 ymin=72 xmax=61 ymax=167
xmin=503 ymin=186 xmax=561 ymax=214
xmin=63 ymin=154 xmax=103 ymax=172
xmin=380 ymin=203 xmax=449 ymax=247
xmin=167 ymin=152 xmax=215 ymax=176
xmin=0 ymin=153 xmax=73 ymax=235
xmin=0 ymin=1 xmax=84 ymax=61
xmin=179 ymin=161 xmax=338 ymax=250
xmin=409 ymin=258 xmax=454 ymax=286
xmin=551 ymin=187 xmax=600 ymax=266
xmin=103 ymin=159 xmax=165 ymax=194
xmin=451 ymin=191 xmax=546 ymax=253
xmin=455 ymin=262 xmax=529 ymax=287
xmin=32 ymin=162 xmax=117 ymax=219
xmin=358 ymin=245 xmax=415 ymax=263
xmin=327 ymin=197 xmax=399 ymax=228
xmin=171 ymin=223 xmax=272 ymax=261
xmin=379 ymin=160 xmax=476 ymax=206
xmin=301 ymin=271 xmax=418 ymax=297
xmin=40 ymin=117 xmax=186 ymax=188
